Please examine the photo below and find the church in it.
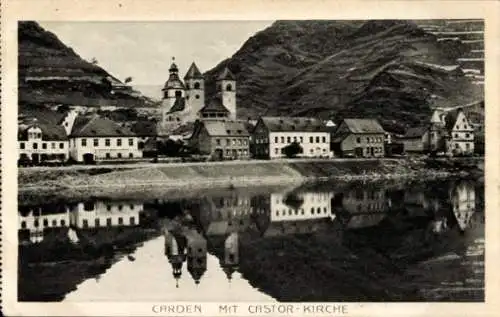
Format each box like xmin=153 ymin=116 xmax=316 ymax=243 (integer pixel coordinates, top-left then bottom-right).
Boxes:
xmin=158 ymin=58 xmax=237 ymax=135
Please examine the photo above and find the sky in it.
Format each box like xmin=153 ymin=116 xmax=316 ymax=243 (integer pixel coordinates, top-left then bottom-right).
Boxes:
xmin=39 ymin=21 xmax=274 ymax=97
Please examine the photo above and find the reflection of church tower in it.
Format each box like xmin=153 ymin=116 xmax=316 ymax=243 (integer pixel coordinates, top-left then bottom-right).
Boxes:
xmin=222 ymin=232 xmax=239 ymax=282
xmin=164 ymin=229 xmax=187 ymax=288
xmin=186 ymin=229 xmax=207 ymax=285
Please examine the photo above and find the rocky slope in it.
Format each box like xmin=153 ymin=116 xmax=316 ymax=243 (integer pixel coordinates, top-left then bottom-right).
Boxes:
xmin=204 ymin=20 xmax=484 ymax=133
xmin=18 ymin=21 xmax=152 ymax=112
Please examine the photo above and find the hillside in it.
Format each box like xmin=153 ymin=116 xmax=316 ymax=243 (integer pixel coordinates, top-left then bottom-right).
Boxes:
xmin=204 ymin=20 xmax=484 ymax=133
xmin=18 ymin=21 xmax=153 ymax=112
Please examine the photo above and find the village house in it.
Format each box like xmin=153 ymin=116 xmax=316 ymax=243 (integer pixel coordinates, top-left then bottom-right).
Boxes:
xmin=189 ymin=119 xmax=250 ymax=160
xmin=18 ymin=204 xmax=70 ymax=244
xmin=60 ymin=111 xmax=143 ymax=163
xmin=69 ymin=200 xmax=142 ymax=228
xmin=400 ymin=126 xmax=430 ymax=153
xmin=331 ymin=119 xmax=385 ymax=157
xmin=252 ymin=117 xmax=333 ymax=159
xmin=18 ymin=120 xmax=69 ymax=165
xmin=270 ymin=191 xmax=334 ymax=222
xmin=443 ymin=108 xmax=475 ymax=155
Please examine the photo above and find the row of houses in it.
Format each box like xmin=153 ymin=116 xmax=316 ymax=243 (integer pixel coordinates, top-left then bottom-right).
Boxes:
xmin=17 ymin=103 xmax=478 ymax=164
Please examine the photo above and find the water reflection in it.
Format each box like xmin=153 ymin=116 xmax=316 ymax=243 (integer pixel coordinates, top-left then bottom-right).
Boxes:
xmin=18 ymin=179 xmax=484 ymax=302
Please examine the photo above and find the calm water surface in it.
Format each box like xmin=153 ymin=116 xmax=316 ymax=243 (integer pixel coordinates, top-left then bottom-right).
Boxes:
xmin=18 ymin=178 xmax=484 ymax=302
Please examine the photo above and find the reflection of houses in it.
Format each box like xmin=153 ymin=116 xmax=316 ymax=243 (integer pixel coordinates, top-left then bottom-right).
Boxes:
xmin=270 ymin=191 xmax=334 ymax=222
xmin=333 ymin=188 xmax=387 ymax=229
xmin=450 ymin=181 xmax=476 ymax=231
xmin=202 ymin=193 xmax=254 ymax=236
xmin=18 ymin=205 xmax=70 ymax=244
xmin=69 ymin=201 xmax=142 ymax=228
xmin=403 ymin=188 xmax=441 ymax=217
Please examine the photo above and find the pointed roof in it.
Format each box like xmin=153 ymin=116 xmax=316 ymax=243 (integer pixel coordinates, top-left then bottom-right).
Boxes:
xmin=403 ymin=126 xmax=429 ymax=138
xmin=444 ymin=109 xmax=462 ymax=131
xmin=342 ymin=119 xmax=385 ymax=134
xmin=18 ymin=123 xmax=68 ymax=141
xmin=259 ymin=117 xmax=329 ymax=133
xmin=163 ymin=72 xmax=185 ymax=90
xmin=199 ymin=96 xmax=230 ymax=114
xmin=184 ymin=62 xmax=203 ymax=80
xmin=217 ymin=67 xmax=236 ymax=81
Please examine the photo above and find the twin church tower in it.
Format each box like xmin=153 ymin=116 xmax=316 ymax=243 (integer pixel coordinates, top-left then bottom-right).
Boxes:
xmin=159 ymin=57 xmax=237 ymax=133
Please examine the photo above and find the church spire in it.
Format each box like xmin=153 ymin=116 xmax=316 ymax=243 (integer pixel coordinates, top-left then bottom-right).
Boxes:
xmin=169 ymin=57 xmax=179 ymax=73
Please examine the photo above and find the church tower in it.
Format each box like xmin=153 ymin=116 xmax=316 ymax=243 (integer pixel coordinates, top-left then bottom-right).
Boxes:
xmin=184 ymin=62 xmax=205 ymax=121
xmin=217 ymin=67 xmax=237 ymax=120
xmin=161 ymin=57 xmax=186 ymax=125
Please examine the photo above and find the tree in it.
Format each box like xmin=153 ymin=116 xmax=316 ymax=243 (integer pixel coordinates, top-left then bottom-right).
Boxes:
xmin=90 ymin=57 xmax=98 ymax=65
xmin=124 ymin=76 xmax=133 ymax=84
xmin=282 ymin=142 xmax=303 ymax=158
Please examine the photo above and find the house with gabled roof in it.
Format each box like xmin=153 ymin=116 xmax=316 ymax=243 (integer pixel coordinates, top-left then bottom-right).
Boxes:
xmin=400 ymin=126 xmax=431 ymax=153
xmin=190 ymin=119 xmax=250 ymax=160
xmin=18 ymin=119 xmax=69 ymax=165
xmin=252 ymin=116 xmax=333 ymax=159
xmin=331 ymin=119 xmax=385 ymax=157
xmin=64 ymin=113 xmax=142 ymax=163
xmin=444 ymin=108 xmax=475 ymax=155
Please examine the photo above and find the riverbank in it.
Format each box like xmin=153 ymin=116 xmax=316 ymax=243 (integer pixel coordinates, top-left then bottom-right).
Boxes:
xmin=18 ymin=157 xmax=483 ymax=203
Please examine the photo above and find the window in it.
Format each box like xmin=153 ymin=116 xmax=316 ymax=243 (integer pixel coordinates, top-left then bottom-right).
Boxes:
xmin=130 ymin=217 xmax=136 ymax=225
xmin=454 ymin=133 xmax=459 ymax=138
xmin=105 ymin=139 xmax=110 ymax=146
xmin=466 ymin=133 xmax=470 ymax=138
xmin=275 ymin=148 xmax=279 ymax=154
xmin=300 ymin=137 xmax=303 ymax=143
xmin=130 ymin=205 xmax=134 ymax=210
xmin=106 ymin=205 xmax=111 ymax=211
xmin=43 ymin=219 xmax=48 ymax=227
xmin=95 ymin=218 xmax=100 ymax=227
xmin=281 ymin=137 xmax=285 ymax=143
xmin=93 ymin=139 xmax=99 ymax=146
xmin=310 ymin=136 xmax=314 ymax=143
xmin=84 ymin=201 xmax=94 ymax=211
xmin=118 ymin=205 xmax=123 ymax=211
xmin=195 ymin=94 xmax=200 ymax=99
xmin=275 ymin=136 xmax=278 ymax=143
xmin=287 ymin=136 xmax=291 ymax=143
xmin=226 ymin=139 xmax=230 ymax=146
xmin=41 ymin=143 xmax=47 ymax=149
xmin=106 ymin=218 xmax=112 ymax=226
xmin=37 ymin=133 xmax=42 ymax=138
xmin=59 ymin=142 xmax=64 ymax=149
xmin=81 ymin=139 xmax=87 ymax=146
xmin=117 ymin=153 xmax=122 ymax=158
xmin=20 ymin=142 xmax=25 ymax=149
xmin=194 ymin=82 xmax=201 ymax=89
xmin=117 ymin=139 xmax=122 ymax=146
xmin=105 ymin=153 xmax=111 ymax=159
xmin=33 ymin=143 xmax=38 ymax=149
xmin=322 ymin=136 xmax=326 ymax=143
xmin=293 ymin=136 xmax=297 ymax=142
xmin=60 ymin=219 xmax=66 ymax=226
xmin=129 ymin=153 xmax=133 ymax=158
xmin=118 ymin=217 xmax=123 ymax=225
xmin=52 ymin=220 xmax=57 ymax=227
xmin=466 ymin=143 xmax=471 ymax=150
xmin=226 ymin=84 xmax=232 ymax=91
xmin=216 ymin=139 xmax=221 ymax=146
xmin=51 ymin=142 xmax=55 ymax=149
xmin=34 ymin=219 xmax=39 ymax=227
xmin=455 ymin=143 xmax=460 ymax=149
xmin=83 ymin=219 xmax=89 ymax=228
xmin=356 ymin=137 xmax=361 ymax=143
xmin=316 ymin=136 xmax=320 ymax=143
xmin=129 ymin=138 xmax=134 ymax=146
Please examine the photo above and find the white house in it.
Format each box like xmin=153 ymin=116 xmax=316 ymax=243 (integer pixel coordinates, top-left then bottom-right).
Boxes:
xmin=252 ymin=117 xmax=333 ymax=159
xmin=61 ymin=111 xmax=143 ymax=163
xmin=444 ymin=109 xmax=475 ymax=155
xmin=69 ymin=201 xmax=142 ymax=228
xmin=18 ymin=121 xmax=69 ymax=164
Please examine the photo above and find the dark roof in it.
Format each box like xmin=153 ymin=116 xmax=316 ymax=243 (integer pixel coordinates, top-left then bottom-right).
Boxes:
xmin=163 ymin=73 xmax=185 ymax=90
xmin=403 ymin=126 xmax=429 ymax=138
xmin=342 ymin=119 xmax=385 ymax=134
xmin=168 ymin=97 xmax=186 ymax=113
xmin=199 ymin=97 xmax=230 ymax=114
xmin=331 ymin=131 xmax=350 ymax=143
xmin=20 ymin=108 xmax=67 ymax=126
xmin=18 ymin=123 xmax=68 ymax=141
xmin=130 ymin=120 xmax=157 ymax=136
xmin=184 ymin=62 xmax=203 ymax=80
xmin=259 ymin=117 xmax=329 ymax=133
xmin=169 ymin=62 xmax=179 ymax=73
xmin=444 ymin=109 xmax=461 ymax=131
xmin=217 ymin=67 xmax=235 ymax=81
xmin=70 ymin=115 xmax=137 ymax=137
xmin=197 ymin=120 xmax=250 ymax=137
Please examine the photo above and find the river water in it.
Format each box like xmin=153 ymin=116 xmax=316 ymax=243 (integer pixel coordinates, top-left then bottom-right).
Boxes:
xmin=18 ymin=178 xmax=484 ymax=302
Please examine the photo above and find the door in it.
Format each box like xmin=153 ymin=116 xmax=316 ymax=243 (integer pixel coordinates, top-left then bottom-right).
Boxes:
xmin=31 ymin=153 xmax=40 ymax=165
xmin=83 ymin=153 xmax=95 ymax=165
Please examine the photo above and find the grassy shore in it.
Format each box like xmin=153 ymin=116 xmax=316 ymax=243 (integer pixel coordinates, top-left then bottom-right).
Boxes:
xmin=18 ymin=157 xmax=483 ymax=204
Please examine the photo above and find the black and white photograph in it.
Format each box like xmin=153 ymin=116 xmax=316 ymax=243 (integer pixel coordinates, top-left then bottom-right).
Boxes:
xmin=2 ymin=1 xmax=498 ymax=315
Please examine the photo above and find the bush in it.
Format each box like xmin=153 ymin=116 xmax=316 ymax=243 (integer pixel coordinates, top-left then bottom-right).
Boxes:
xmin=282 ymin=142 xmax=303 ymax=158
